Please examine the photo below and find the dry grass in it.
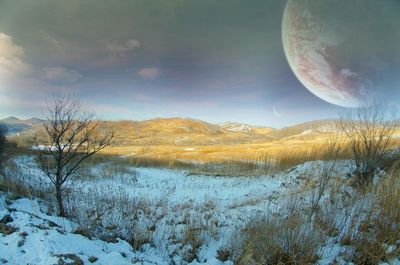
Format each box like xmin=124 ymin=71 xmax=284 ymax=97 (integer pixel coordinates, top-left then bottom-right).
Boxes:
xmin=181 ymin=222 xmax=204 ymax=262
xmin=237 ymin=200 xmax=325 ymax=265
xmin=53 ymin=253 xmax=83 ymax=265
xmin=4 ymin=125 xmax=357 ymax=177
xmin=216 ymin=248 xmax=231 ymax=262
xmin=83 ymin=135 xmax=353 ymax=177
xmin=6 ymin=124 xmax=400 ymax=264
xmin=127 ymin=229 xmax=152 ymax=251
xmin=103 ymin=134 xmax=330 ymax=164
xmin=0 ymin=223 xmax=18 ymax=235
xmin=2 ymin=144 xmax=36 ymax=159
xmin=65 ymin=186 xmax=161 ymax=252
xmin=72 ymin=227 xmax=94 ymax=239
xmin=9 ymin=116 xmax=400 ymax=176
xmin=0 ymin=160 xmax=50 ymax=200
xmin=342 ymin=166 xmax=400 ymax=264
xmin=4 ymin=132 xmax=355 ymax=181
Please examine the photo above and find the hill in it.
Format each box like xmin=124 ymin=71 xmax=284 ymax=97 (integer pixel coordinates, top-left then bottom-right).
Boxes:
xmin=271 ymin=119 xmax=338 ymax=139
xmin=5 ymin=116 xmax=342 ymax=164
xmin=0 ymin=117 xmax=44 ymax=134
xmin=107 ymin=118 xmax=276 ymax=146
xmin=3 ymin=116 xmax=338 ymax=144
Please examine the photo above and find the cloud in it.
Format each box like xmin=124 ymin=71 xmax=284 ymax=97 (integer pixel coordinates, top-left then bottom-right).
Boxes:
xmin=0 ymin=33 xmax=24 ymax=58
xmin=106 ymin=39 xmax=140 ymax=59
xmin=40 ymin=30 xmax=60 ymax=45
xmin=0 ymin=33 xmax=31 ymax=78
xmin=0 ymin=32 xmax=82 ymax=84
xmin=138 ymin=67 xmax=160 ymax=79
xmin=0 ymin=32 xmax=84 ymax=114
xmin=42 ymin=67 xmax=82 ymax=83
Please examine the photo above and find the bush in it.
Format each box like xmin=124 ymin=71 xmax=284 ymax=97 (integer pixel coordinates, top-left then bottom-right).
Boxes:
xmin=338 ymin=103 xmax=398 ymax=187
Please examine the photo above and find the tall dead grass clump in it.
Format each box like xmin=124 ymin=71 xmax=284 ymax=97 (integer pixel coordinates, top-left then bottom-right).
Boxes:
xmin=181 ymin=220 xmax=205 ymax=263
xmin=341 ymin=166 xmax=400 ymax=264
xmin=0 ymin=160 xmax=50 ymax=200
xmin=237 ymin=199 xmax=325 ymax=265
xmin=275 ymin=148 xmax=321 ymax=170
xmin=263 ymin=141 xmax=349 ymax=173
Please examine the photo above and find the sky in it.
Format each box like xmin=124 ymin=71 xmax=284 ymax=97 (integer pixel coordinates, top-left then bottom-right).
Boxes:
xmin=0 ymin=0 xmax=399 ymax=127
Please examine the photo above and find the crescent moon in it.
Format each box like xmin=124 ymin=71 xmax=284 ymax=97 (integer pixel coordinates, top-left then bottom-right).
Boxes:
xmin=273 ymin=105 xmax=283 ymax=118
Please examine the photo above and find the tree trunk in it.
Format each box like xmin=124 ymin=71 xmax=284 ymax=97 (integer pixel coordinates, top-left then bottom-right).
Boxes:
xmin=55 ymin=183 xmax=66 ymax=217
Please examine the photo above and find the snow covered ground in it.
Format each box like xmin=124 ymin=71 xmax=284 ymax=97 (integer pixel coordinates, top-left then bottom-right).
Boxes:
xmin=5 ymin=156 xmax=309 ymax=264
xmin=0 ymin=194 xmax=166 ymax=265
xmin=2 ymin=155 xmax=399 ymax=264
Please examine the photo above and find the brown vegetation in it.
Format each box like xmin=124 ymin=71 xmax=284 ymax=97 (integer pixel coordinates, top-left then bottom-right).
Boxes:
xmin=0 ymin=125 xmax=7 ymax=174
xmin=338 ymin=103 xmax=399 ymax=186
xmin=342 ymin=166 xmax=400 ymax=264
xmin=237 ymin=200 xmax=324 ymax=265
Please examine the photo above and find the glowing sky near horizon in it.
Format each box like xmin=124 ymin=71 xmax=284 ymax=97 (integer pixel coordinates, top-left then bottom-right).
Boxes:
xmin=0 ymin=0 xmax=398 ymax=127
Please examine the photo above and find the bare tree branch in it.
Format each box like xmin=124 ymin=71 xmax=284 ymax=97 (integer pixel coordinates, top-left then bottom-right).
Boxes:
xmin=337 ymin=103 xmax=398 ymax=187
xmin=34 ymin=96 xmax=115 ymax=216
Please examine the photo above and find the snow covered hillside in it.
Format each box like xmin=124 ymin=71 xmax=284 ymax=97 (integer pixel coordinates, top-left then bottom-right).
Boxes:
xmin=0 ymin=194 xmax=167 ymax=265
xmin=2 ymin=155 xmax=400 ymax=264
xmin=4 ymin=156 xmax=313 ymax=264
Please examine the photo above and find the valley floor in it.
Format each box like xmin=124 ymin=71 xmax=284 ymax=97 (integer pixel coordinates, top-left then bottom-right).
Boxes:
xmin=1 ymin=156 xmax=400 ymax=264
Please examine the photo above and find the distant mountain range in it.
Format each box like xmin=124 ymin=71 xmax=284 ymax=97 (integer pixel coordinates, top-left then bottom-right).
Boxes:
xmin=1 ymin=116 xmax=44 ymax=125
xmin=0 ymin=116 xmax=337 ymax=144
xmin=0 ymin=116 xmax=44 ymax=134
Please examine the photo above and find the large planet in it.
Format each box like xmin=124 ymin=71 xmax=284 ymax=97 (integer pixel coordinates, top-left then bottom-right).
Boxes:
xmin=282 ymin=0 xmax=400 ymax=107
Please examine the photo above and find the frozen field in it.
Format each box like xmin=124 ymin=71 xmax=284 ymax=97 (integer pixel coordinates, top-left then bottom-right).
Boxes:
xmin=2 ymin=156 xmax=399 ymax=264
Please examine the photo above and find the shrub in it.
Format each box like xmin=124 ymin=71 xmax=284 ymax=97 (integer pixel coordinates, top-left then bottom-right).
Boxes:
xmin=338 ymin=103 xmax=398 ymax=187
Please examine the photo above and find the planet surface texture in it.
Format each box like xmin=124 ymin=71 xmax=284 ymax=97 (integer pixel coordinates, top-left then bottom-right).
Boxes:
xmin=282 ymin=0 xmax=400 ymax=107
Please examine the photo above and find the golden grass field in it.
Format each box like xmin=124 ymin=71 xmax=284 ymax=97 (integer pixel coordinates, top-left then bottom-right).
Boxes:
xmin=95 ymin=118 xmax=357 ymax=173
xmin=104 ymin=133 xmax=328 ymax=163
xmin=14 ymin=117 xmax=400 ymax=174
xmin=8 ymin=117 xmax=355 ymax=172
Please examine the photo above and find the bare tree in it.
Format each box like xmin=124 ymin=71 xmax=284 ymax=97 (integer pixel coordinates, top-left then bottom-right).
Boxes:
xmin=337 ymin=103 xmax=398 ymax=187
xmin=35 ymin=97 xmax=115 ymax=216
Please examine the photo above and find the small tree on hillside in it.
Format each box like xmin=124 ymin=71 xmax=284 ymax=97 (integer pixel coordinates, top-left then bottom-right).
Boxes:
xmin=338 ymin=103 xmax=398 ymax=187
xmin=35 ymin=97 xmax=115 ymax=216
